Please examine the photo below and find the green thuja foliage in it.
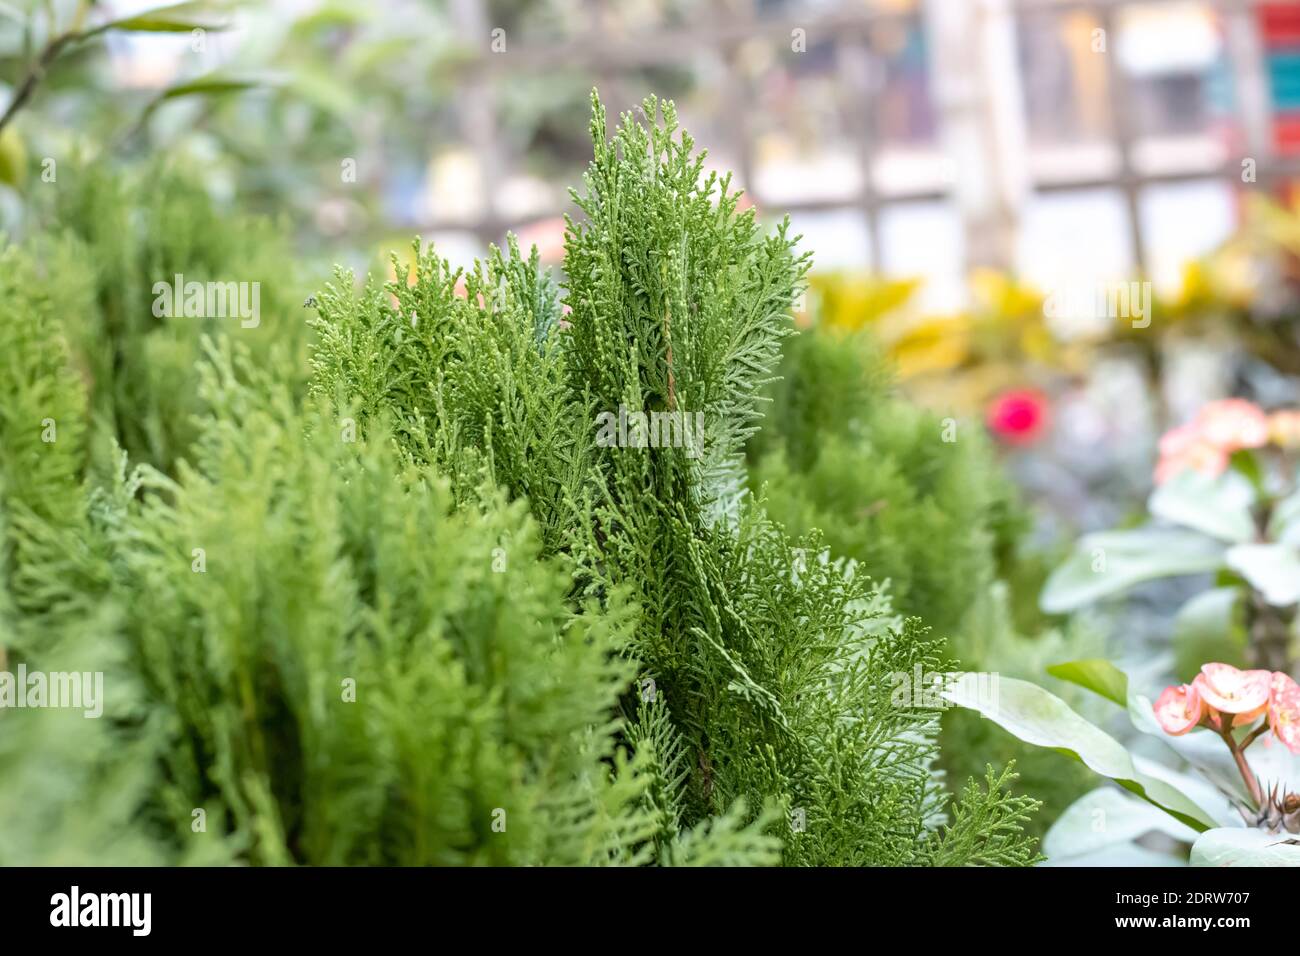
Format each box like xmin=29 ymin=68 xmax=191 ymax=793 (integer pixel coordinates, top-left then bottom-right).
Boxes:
xmin=749 ymin=328 xmax=1025 ymax=641
xmin=0 ymin=337 xmax=761 ymax=864
xmin=0 ymin=178 xmax=616 ymax=865
xmin=747 ymin=327 xmax=1093 ymax=838
xmin=28 ymin=161 xmax=312 ymax=473
xmin=0 ymin=244 xmax=102 ymax=625
xmin=0 ymin=93 xmax=1041 ymax=866
xmin=0 ymin=211 xmax=777 ymax=862
xmin=310 ymin=236 xmax=586 ymax=556
xmin=104 ymin=347 xmax=664 ymax=865
xmin=308 ymin=94 xmax=1042 ymax=865
xmin=0 ymin=243 xmax=177 ymax=865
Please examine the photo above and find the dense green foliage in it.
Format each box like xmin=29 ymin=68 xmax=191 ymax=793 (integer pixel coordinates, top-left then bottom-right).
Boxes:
xmin=309 ymin=96 xmax=1041 ymax=864
xmin=747 ymin=327 xmax=1097 ymax=835
xmin=0 ymin=96 xmax=1043 ymax=865
xmin=749 ymin=329 xmax=1024 ymax=641
xmin=24 ymin=162 xmax=311 ymax=473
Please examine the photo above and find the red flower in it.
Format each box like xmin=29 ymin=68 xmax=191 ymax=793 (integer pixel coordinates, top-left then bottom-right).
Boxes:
xmin=986 ymin=389 xmax=1049 ymax=445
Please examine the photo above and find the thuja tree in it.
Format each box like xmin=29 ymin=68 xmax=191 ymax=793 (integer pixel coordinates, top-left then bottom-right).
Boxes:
xmin=2 ymin=177 xmax=775 ymax=864
xmin=104 ymin=352 xmax=724 ymax=866
xmin=310 ymin=94 xmax=1042 ymax=865
xmin=0 ymin=94 xmax=1040 ymax=865
xmin=0 ymin=316 xmax=773 ymax=864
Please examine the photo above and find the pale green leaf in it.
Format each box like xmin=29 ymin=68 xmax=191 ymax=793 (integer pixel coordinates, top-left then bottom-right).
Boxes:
xmin=1270 ymin=489 xmax=1300 ymax=547
xmin=1043 ymin=786 xmax=1196 ymax=862
xmin=1040 ymin=528 xmax=1225 ymax=614
xmin=1190 ymin=827 xmax=1300 ymax=867
xmin=1148 ymin=469 xmax=1256 ymax=543
xmin=1225 ymin=543 xmax=1300 ymax=607
xmin=1133 ymin=754 xmax=1243 ymax=829
xmin=1038 ymin=843 xmax=1187 ymax=866
xmin=943 ymin=673 xmax=1218 ymax=831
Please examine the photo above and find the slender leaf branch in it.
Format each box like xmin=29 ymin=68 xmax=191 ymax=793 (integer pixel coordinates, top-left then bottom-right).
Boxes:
xmin=0 ymin=29 xmax=81 ymax=134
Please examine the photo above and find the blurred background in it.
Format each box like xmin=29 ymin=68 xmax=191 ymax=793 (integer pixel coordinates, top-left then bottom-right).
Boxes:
xmin=3 ymin=1 xmax=1293 ymax=284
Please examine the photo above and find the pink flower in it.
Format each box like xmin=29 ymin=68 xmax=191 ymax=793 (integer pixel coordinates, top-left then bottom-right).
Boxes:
xmin=1154 ymin=682 xmax=1205 ymax=735
xmin=1268 ymin=672 xmax=1300 ymax=754
xmin=1158 ymin=422 xmax=1199 ymax=459
xmin=1151 ymin=399 xmax=1269 ymax=485
xmin=986 ymin=389 xmax=1049 ymax=446
xmin=1195 ymin=399 xmax=1270 ymax=452
xmin=1153 ymin=423 xmax=1229 ymax=485
xmin=1192 ymin=663 xmax=1272 ymax=720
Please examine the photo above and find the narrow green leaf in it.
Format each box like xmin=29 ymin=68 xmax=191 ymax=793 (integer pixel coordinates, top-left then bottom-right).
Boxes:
xmin=135 ymin=75 xmax=267 ymax=125
xmin=155 ymin=75 xmax=264 ymax=103
xmin=88 ymin=3 xmax=228 ymax=36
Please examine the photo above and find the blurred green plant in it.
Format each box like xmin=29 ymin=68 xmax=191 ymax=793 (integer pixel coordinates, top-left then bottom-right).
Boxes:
xmin=748 ymin=325 xmax=1028 ymax=645
xmin=0 ymin=2 xmax=247 ymax=177
xmin=18 ymin=159 xmax=313 ymax=472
